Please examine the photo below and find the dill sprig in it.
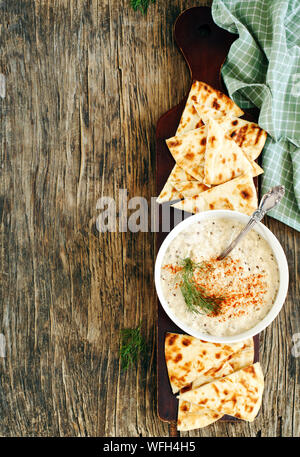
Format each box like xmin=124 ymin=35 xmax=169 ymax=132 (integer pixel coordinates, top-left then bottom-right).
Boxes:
xmin=179 ymin=258 xmax=224 ymax=315
xmin=130 ymin=0 xmax=156 ymax=14
xmin=119 ymin=322 xmax=146 ymax=371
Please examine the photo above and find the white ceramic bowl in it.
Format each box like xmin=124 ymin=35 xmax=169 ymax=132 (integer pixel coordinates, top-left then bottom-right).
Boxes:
xmin=155 ymin=210 xmax=289 ymax=343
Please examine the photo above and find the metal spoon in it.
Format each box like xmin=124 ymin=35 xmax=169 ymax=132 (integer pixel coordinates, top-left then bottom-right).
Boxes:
xmin=217 ymin=185 xmax=285 ymax=260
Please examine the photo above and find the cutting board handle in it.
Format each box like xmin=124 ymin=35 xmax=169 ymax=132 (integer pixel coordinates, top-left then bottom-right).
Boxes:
xmin=174 ymin=7 xmax=237 ymax=90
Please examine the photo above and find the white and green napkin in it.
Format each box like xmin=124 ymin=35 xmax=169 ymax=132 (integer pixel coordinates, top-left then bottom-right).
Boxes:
xmin=212 ymin=0 xmax=300 ymax=231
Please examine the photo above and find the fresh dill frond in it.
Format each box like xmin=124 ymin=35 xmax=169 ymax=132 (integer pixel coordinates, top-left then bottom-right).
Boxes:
xmin=179 ymin=258 xmax=224 ymax=315
xmin=130 ymin=0 xmax=156 ymax=14
xmin=119 ymin=321 xmax=146 ymax=371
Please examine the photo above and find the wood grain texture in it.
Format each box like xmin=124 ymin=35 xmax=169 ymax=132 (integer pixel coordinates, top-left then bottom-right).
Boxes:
xmin=0 ymin=0 xmax=299 ymax=437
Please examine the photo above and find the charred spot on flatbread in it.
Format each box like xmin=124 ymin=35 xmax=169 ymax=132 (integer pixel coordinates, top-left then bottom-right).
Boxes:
xmin=168 ymin=138 xmax=182 ymax=148
xmin=254 ymin=127 xmax=265 ymax=145
xmin=244 ymin=365 xmax=256 ymax=376
xmin=213 ymin=384 xmax=220 ymax=395
xmin=209 ymin=135 xmax=216 ymax=146
xmin=196 ymin=120 xmax=204 ymax=128
xmin=185 ymin=152 xmax=195 ymax=161
xmin=182 ymin=338 xmax=192 ymax=346
xmin=239 ymin=186 xmax=253 ymax=200
xmin=212 ymin=98 xmax=220 ymax=110
xmin=180 ymin=402 xmax=189 ymax=412
xmin=174 ymin=354 xmax=183 ymax=363
xmin=167 ymin=333 xmax=178 ymax=346
xmin=181 ymin=383 xmax=193 ymax=394
xmin=231 ymin=125 xmax=248 ymax=147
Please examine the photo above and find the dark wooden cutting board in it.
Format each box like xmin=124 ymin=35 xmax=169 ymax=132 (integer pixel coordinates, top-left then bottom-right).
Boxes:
xmin=155 ymin=6 xmax=259 ymax=426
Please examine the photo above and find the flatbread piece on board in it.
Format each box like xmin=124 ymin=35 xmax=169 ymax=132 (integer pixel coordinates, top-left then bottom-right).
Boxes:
xmin=180 ymin=338 xmax=254 ymax=393
xmin=179 ymin=362 xmax=264 ymax=422
xmin=176 ymin=81 xmax=244 ymax=135
xmin=176 ymin=338 xmax=254 ymax=431
xmin=221 ymin=117 xmax=267 ymax=161
xmin=168 ymin=164 xmax=197 ymax=183
xmin=172 ymin=173 xmax=258 ymax=216
xmin=166 ymin=126 xmax=207 ymax=181
xmin=173 ymin=181 xmax=209 ymax=198
xmin=193 ymin=105 xmax=231 ymax=123
xmin=156 ymin=164 xmax=197 ymax=203
xmin=165 ymin=333 xmax=253 ymax=394
xmin=177 ymin=401 xmax=222 ymax=431
xmin=193 ymin=104 xmax=267 ymax=161
xmin=156 ymin=179 xmax=183 ymax=203
xmin=203 ymin=119 xmax=259 ymax=186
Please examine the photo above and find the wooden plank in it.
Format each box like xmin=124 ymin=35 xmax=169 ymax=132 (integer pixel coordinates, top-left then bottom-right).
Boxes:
xmin=0 ymin=0 xmax=298 ymax=437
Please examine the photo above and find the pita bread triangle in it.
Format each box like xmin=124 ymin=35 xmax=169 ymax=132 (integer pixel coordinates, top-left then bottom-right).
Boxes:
xmin=166 ymin=126 xmax=207 ymax=182
xmin=193 ymin=104 xmax=229 ymax=123
xmin=156 ymin=178 xmax=183 ymax=204
xmin=179 ymin=362 xmax=264 ymax=422
xmin=177 ymin=401 xmax=222 ymax=431
xmin=168 ymin=164 xmax=196 ymax=182
xmin=156 ymin=164 xmax=197 ymax=203
xmin=180 ymin=338 xmax=254 ymax=393
xmin=193 ymin=104 xmax=267 ymax=161
xmin=204 ymin=119 xmax=257 ymax=185
xmin=172 ymin=173 xmax=258 ymax=216
xmin=165 ymin=333 xmax=254 ymax=394
xmin=176 ymin=81 xmax=244 ymax=135
xmin=173 ymin=180 xmax=209 ymax=198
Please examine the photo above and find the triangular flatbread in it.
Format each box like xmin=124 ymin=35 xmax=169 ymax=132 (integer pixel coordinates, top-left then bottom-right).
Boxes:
xmin=172 ymin=174 xmax=258 ymax=216
xmin=179 ymin=363 xmax=264 ymax=422
xmin=156 ymin=179 xmax=183 ymax=203
xmin=166 ymin=125 xmax=262 ymax=186
xmin=168 ymin=164 xmax=196 ymax=182
xmin=193 ymin=104 xmax=230 ymax=123
xmin=165 ymin=333 xmax=253 ymax=394
xmin=177 ymin=401 xmax=222 ymax=431
xmin=193 ymin=104 xmax=267 ymax=161
xmin=173 ymin=181 xmax=209 ymax=198
xmin=156 ymin=164 xmax=197 ymax=203
xmin=166 ymin=126 xmax=207 ymax=181
xmin=223 ymin=118 xmax=267 ymax=161
xmin=176 ymin=81 xmax=243 ymax=135
xmin=180 ymin=338 xmax=254 ymax=393
xmin=204 ymin=119 xmax=257 ymax=185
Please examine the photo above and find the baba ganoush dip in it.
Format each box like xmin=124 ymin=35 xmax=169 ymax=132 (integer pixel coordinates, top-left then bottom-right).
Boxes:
xmin=160 ymin=218 xmax=279 ymax=336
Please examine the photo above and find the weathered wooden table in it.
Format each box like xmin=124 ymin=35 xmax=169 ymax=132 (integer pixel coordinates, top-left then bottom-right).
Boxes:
xmin=0 ymin=0 xmax=299 ymax=437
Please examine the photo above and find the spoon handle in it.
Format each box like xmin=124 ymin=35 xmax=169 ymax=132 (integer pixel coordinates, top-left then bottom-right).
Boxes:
xmin=217 ymin=185 xmax=285 ymax=260
xmin=217 ymin=213 xmax=261 ymax=260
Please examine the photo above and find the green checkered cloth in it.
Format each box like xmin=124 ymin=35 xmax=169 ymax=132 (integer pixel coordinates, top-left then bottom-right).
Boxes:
xmin=212 ymin=0 xmax=300 ymax=231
